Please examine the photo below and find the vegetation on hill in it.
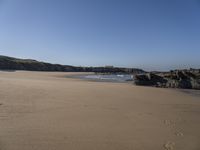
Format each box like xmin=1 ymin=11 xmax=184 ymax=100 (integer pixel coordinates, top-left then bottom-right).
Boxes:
xmin=0 ymin=55 xmax=144 ymax=74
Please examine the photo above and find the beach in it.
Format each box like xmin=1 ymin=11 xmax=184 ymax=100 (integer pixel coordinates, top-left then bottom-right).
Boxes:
xmin=0 ymin=71 xmax=200 ymax=150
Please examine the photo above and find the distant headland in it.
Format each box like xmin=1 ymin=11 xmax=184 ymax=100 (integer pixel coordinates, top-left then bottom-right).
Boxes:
xmin=0 ymin=55 xmax=144 ymax=74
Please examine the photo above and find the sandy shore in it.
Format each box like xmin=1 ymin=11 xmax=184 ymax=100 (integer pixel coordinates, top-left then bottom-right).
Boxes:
xmin=0 ymin=71 xmax=200 ymax=150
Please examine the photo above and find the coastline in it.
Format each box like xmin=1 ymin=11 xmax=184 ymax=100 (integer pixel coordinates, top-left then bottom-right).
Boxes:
xmin=67 ymin=73 xmax=200 ymax=96
xmin=66 ymin=73 xmax=134 ymax=83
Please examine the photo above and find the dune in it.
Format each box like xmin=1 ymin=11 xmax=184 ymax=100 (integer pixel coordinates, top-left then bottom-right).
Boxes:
xmin=0 ymin=71 xmax=200 ymax=150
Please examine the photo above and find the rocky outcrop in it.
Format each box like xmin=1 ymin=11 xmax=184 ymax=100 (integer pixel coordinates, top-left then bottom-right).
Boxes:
xmin=134 ymin=73 xmax=167 ymax=87
xmin=0 ymin=55 xmax=145 ymax=74
xmin=134 ymin=69 xmax=200 ymax=90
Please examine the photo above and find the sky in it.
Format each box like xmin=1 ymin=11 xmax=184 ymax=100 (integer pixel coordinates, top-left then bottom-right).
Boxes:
xmin=0 ymin=0 xmax=200 ymax=71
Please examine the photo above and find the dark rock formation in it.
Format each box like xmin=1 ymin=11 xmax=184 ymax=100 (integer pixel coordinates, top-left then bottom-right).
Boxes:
xmin=0 ymin=55 xmax=145 ymax=74
xmin=134 ymin=73 xmax=167 ymax=87
xmin=134 ymin=69 xmax=200 ymax=90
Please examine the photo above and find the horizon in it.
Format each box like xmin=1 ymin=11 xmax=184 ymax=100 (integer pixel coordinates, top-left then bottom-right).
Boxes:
xmin=0 ymin=0 xmax=200 ymax=71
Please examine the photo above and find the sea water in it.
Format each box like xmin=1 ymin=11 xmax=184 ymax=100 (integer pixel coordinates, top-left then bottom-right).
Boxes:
xmin=79 ymin=74 xmax=134 ymax=82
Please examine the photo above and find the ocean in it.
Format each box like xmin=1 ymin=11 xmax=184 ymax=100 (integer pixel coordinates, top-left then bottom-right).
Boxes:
xmin=74 ymin=74 xmax=134 ymax=83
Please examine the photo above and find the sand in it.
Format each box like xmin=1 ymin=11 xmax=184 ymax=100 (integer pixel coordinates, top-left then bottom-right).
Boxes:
xmin=0 ymin=71 xmax=200 ymax=150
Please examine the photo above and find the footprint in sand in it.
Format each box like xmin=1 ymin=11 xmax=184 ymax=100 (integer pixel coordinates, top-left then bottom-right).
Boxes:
xmin=164 ymin=120 xmax=174 ymax=126
xmin=163 ymin=141 xmax=175 ymax=150
xmin=175 ymin=131 xmax=184 ymax=137
xmin=164 ymin=120 xmax=184 ymax=137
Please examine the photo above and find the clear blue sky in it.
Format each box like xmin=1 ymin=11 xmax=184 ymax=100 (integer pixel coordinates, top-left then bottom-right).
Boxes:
xmin=0 ymin=0 xmax=199 ymax=71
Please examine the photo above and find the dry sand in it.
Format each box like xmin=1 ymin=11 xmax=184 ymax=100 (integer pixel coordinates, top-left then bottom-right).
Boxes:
xmin=0 ymin=71 xmax=200 ymax=150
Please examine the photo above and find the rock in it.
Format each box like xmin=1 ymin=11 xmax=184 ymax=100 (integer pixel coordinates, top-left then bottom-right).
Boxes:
xmin=190 ymin=79 xmax=200 ymax=89
xmin=134 ymin=74 xmax=152 ymax=85
xmin=134 ymin=73 xmax=167 ymax=86
xmin=134 ymin=69 xmax=200 ymax=90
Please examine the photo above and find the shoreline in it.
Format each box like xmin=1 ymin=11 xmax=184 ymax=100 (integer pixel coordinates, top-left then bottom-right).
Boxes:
xmin=67 ymin=73 xmax=200 ymax=97
xmin=66 ymin=73 xmax=134 ymax=84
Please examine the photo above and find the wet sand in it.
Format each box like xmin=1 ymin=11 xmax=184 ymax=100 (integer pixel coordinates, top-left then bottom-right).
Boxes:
xmin=0 ymin=71 xmax=200 ymax=150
